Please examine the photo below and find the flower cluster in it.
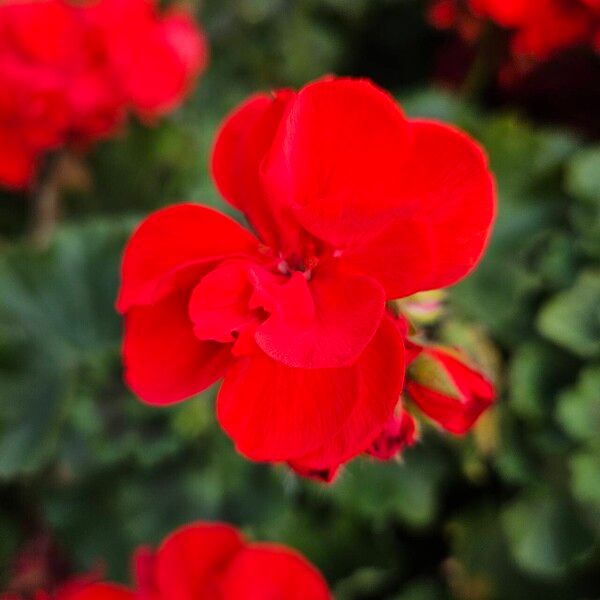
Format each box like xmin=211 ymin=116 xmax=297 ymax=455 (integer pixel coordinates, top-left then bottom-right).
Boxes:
xmin=1 ymin=523 xmax=331 ymax=600
xmin=0 ymin=0 xmax=207 ymax=190
xmin=117 ymin=76 xmax=497 ymax=482
xmin=430 ymin=0 xmax=600 ymax=61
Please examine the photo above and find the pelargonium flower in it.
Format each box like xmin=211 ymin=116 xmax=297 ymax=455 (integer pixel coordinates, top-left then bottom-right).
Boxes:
xmin=117 ymin=77 xmax=496 ymax=480
xmin=0 ymin=0 xmax=207 ymax=190
xmin=430 ymin=0 xmax=600 ymax=60
xmin=14 ymin=522 xmax=331 ymax=600
xmin=474 ymin=0 xmax=600 ymax=59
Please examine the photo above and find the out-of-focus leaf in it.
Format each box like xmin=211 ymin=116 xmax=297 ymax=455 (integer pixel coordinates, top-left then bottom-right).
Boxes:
xmin=334 ymin=567 xmax=393 ymax=600
xmin=448 ymin=508 xmax=528 ymax=600
xmin=450 ymin=200 xmax=561 ymax=345
xmin=537 ymin=271 xmax=600 ymax=358
xmin=0 ymin=220 xmax=131 ymax=478
xmin=566 ymin=145 xmax=600 ymax=204
xmin=401 ymin=88 xmax=479 ymax=127
xmin=570 ymin=451 xmax=600 ymax=509
xmin=388 ymin=578 xmax=447 ymax=600
xmin=501 ymin=490 xmax=594 ymax=578
xmin=567 ymin=146 xmax=600 ymax=259
xmin=331 ymin=444 xmax=450 ymax=528
xmin=477 ymin=115 xmax=577 ymax=203
xmin=556 ymin=366 xmax=600 ymax=444
xmin=509 ymin=342 xmax=578 ymax=422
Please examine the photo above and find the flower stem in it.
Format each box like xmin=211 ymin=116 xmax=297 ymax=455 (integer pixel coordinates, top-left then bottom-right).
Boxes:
xmin=29 ymin=154 xmax=64 ymax=249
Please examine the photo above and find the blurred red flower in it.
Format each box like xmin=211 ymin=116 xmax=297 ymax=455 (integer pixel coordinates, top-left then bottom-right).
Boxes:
xmin=2 ymin=522 xmax=331 ymax=600
xmin=117 ymin=77 xmax=496 ymax=480
xmin=473 ymin=0 xmax=600 ymax=59
xmin=430 ymin=0 xmax=600 ymax=60
xmin=0 ymin=0 xmax=207 ymax=190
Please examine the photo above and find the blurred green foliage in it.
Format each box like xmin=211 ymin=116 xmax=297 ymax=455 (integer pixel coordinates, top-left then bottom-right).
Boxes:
xmin=0 ymin=1 xmax=599 ymax=599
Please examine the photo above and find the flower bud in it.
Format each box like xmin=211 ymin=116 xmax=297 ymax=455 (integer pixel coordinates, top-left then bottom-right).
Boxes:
xmin=367 ymin=409 xmax=418 ymax=460
xmin=406 ymin=346 xmax=495 ymax=434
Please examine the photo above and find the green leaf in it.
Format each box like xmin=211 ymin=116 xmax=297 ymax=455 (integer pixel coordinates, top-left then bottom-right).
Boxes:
xmin=570 ymin=451 xmax=600 ymax=509
xmin=566 ymin=145 xmax=600 ymax=204
xmin=537 ymin=271 xmax=600 ymax=358
xmin=331 ymin=443 xmax=450 ymax=528
xmin=477 ymin=115 xmax=578 ymax=203
xmin=501 ymin=490 xmax=594 ymax=578
xmin=0 ymin=220 xmax=131 ymax=479
xmin=556 ymin=366 xmax=600 ymax=444
xmin=509 ymin=342 xmax=578 ymax=423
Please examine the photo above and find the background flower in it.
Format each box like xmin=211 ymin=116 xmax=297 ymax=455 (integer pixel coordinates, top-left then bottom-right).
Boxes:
xmin=1 ymin=522 xmax=331 ymax=600
xmin=0 ymin=0 xmax=207 ymax=191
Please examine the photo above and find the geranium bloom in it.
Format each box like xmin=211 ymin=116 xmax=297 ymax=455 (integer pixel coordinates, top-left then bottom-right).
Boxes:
xmin=6 ymin=522 xmax=331 ymax=600
xmin=430 ymin=0 xmax=600 ymax=59
xmin=117 ymin=77 xmax=496 ymax=480
xmin=0 ymin=0 xmax=207 ymax=190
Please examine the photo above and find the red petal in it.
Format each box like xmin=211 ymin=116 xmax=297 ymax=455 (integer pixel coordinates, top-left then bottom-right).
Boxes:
xmin=61 ymin=584 xmax=134 ymax=600
xmin=288 ymin=315 xmax=404 ymax=475
xmin=0 ymin=129 xmax=37 ymax=190
xmin=97 ymin=2 xmax=198 ymax=116
xmin=160 ymin=10 xmax=208 ymax=79
xmin=263 ymin=77 xmax=411 ymax=247
xmin=189 ymin=260 xmax=257 ymax=344
xmin=342 ymin=120 xmax=495 ymax=297
xmin=253 ymin=263 xmax=386 ymax=368
xmin=132 ymin=546 xmax=157 ymax=599
xmin=123 ymin=288 xmax=230 ymax=405
xmin=117 ymin=204 xmax=259 ymax=313
xmin=211 ymin=91 xmax=297 ymax=249
xmin=0 ymin=0 xmax=79 ymax=65
xmin=339 ymin=218 xmax=436 ymax=299
xmin=218 ymin=544 xmax=331 ymax=600
xmin=152 ymin=522 xmax=244 ymax=600
xmin=217 ymin=352 xmax=360 ymax=462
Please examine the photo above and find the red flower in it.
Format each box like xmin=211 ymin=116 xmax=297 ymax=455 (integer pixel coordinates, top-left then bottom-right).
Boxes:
xmin=84 ymin=0 xmax=208 ymax=119
xmin=23 ymin=522 xmax=331 ymax=600
xmin=430 ymin=0 xmax=600 ymax=60
xmin=406 ymin=345 xmax=495 ymax=434
xmin=117 ymin=77 xmax=496 ymax=478
xmin=0 ymin=0 xmax=207 ymax=190
xmin=474 ymin=0 xmax=600 ymax=59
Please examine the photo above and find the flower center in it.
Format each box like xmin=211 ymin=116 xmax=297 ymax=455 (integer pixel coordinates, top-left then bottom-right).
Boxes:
xmin=277 ymin=253 xmax=319 ymax=280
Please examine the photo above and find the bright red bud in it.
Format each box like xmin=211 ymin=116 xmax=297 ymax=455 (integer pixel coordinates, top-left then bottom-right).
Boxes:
xmin=406 ymin=345 xmax=495 ymax=435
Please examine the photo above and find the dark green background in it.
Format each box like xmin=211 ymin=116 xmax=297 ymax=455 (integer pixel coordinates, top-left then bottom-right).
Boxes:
xmin=1 ymin=1 xmax=599 ymax=598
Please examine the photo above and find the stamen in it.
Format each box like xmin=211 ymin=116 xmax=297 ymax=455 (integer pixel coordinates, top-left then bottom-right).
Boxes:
xmin=277 ymin=260 xmax=291 ymax=275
